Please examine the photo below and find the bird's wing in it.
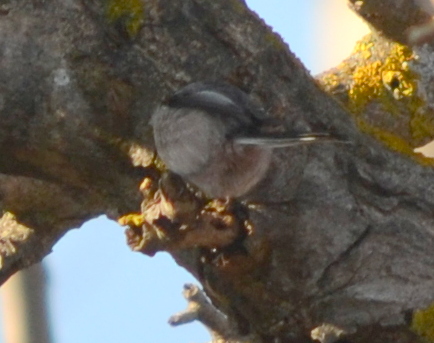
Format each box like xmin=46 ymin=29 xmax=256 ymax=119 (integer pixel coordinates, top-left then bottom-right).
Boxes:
xmin=167 ymin=81 xmax=264 ymax=130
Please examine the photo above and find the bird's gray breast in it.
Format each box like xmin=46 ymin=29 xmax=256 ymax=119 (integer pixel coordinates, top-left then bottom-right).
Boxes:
xmin=151 ymin=106 xmax=225 ymax=177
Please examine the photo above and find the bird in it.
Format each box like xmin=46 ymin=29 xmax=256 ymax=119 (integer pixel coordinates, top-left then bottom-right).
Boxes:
xmin=150 ymin=81 xmax=341 ymax=198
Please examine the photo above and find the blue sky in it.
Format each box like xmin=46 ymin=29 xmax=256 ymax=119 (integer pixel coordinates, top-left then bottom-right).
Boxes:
xmin=1 ymin=2 xmax=365 ymax=343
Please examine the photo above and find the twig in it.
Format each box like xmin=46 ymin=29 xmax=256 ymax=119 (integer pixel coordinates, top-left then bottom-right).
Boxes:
xmin=169 ymin=284 xmax=251 ymax=343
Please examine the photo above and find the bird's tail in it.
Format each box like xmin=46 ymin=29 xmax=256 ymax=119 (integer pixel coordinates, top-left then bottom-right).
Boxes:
xmin=234 ymin=133 xmax=349 ymax=148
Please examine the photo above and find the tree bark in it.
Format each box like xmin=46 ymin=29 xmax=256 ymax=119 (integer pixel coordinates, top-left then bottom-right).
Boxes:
xmin=1 ymin=0 xmax=434 ymax=342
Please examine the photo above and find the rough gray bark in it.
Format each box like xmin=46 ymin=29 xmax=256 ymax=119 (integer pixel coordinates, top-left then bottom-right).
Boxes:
xmin=1 ymin=0 xmax=434 ymax=342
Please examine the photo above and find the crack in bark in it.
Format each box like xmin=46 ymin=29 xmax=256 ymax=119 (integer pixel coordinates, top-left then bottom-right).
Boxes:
xmin=316 ymin=224 xmax=373 ymax=294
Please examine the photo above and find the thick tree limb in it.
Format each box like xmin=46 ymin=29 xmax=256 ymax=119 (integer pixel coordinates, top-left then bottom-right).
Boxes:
xmin=2 ymin=0 xmax=434 ymax=342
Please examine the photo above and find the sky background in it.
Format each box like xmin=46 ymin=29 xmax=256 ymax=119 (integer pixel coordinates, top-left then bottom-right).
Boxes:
xmin=0 ymin=2 xmax=369 ymax=343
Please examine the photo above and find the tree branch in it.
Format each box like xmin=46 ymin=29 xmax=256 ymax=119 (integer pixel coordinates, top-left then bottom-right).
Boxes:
xmin=169 ymin=283 xmax=252 ymax=343
xmin=1 ymin=0 xmax=434 ymax=342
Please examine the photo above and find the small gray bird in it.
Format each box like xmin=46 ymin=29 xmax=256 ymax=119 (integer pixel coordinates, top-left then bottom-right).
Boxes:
xmin=150 ymin=81 xmax=337 ymax=198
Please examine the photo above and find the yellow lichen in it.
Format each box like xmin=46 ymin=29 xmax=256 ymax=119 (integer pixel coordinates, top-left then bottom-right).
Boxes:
xmin=356 ymin=118 xmax=415 ymax=155
xmin=106 ymin=0 xmax=144 ymax=38
xmin=412 ymin=303 xmax=434 ymax=342
xmin=348 ymin=42 xmax=417 ymax=114
xmin=335 ymin=38 xmax=434 ymax=161
xmin=356 ymin=117 xmax=434 ymax=166
xmin=228 ymin=0 xmax=246 ymax=14
xmin=411 ymin=109 xmax=434 ymax=142
xmin=118 ymin=213 xmax=145 ymax=227
xmin=321 ymin=73 xmax=340 ymax=91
